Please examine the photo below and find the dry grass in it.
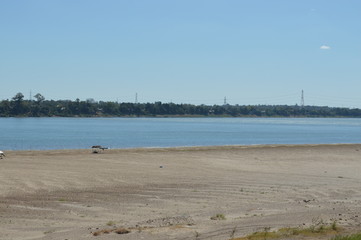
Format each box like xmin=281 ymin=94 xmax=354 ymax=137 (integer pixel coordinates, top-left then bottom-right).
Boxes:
xmin=231 ymin=223 xmax=341 ymax=240
xmin=92 ymin=229 xmax=112 ymax=236
xmin=114 ymin=228 xmax=131 ymax=234
xmin=106 ymin=221 xmax=116 ymax=226
xmin=331 ymin=233 xmax=361 ymax=240
xmin=92 ymin=227 xmax=130 ymax=236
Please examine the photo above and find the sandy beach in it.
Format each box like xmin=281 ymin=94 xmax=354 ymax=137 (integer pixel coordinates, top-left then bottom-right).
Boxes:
xmin=1 ymin=144 xmax=361 ymax=240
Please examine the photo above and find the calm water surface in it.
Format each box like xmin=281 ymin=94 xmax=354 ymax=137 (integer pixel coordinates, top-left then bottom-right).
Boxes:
xmin=1 ymin=117 xmax=361 ymax=150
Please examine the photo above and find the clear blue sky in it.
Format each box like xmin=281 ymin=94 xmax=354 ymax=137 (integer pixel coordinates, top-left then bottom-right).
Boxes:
xmin=1 ymin=0 xmax=360 ymax=107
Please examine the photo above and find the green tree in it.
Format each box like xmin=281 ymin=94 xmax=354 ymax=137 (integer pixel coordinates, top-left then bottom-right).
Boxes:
xmin=34 ymin=93 xmax=45 ymax=103
xmin=11 ymin=92 xmax=27 ymax=115
xmin=0 ymin=100 xmax=11 ymax=116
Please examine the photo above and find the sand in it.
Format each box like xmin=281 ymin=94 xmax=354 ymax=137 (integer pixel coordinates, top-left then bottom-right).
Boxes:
xmin=1 ymin=144 xmax=361 ymax=240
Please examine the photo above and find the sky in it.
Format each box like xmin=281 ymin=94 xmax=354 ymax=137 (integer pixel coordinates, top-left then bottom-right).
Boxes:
xmin=1 ymin=0 xmax=361 ymax=107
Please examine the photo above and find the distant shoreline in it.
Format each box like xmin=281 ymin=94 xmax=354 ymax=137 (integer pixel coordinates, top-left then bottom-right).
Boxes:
xmin=2 ymin=97 xmax=361 ymax=118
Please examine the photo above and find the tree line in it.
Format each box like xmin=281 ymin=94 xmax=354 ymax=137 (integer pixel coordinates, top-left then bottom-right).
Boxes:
xmin=1 ymin=92 xmax=361 ymax=118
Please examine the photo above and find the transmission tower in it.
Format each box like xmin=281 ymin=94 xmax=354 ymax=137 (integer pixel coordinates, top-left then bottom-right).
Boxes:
xmin=224 ymin=96 xmax=227 ymax=105
xmin=135 ymin=93 xmax=138 ymax=104
xmin=301 ymin=90 xmax=304 ymax=107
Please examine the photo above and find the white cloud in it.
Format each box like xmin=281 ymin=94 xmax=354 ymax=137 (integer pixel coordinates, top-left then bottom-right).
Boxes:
xmin=320 ymin=45 xmax=331 ymax=50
